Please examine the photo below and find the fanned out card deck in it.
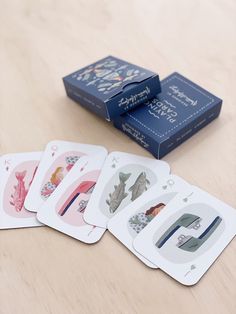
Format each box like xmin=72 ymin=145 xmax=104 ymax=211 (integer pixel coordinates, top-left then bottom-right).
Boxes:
xmin=0 ymin=140 xmax=235 ymax=286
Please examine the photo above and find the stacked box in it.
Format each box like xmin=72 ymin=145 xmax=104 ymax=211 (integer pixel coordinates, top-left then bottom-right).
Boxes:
xmin=113 ymin=73 xmax=222 ymax=158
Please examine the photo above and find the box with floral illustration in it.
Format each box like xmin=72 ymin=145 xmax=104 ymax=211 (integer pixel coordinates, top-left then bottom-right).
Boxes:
xmin=63 ymin=56 xmax=161 ymax=120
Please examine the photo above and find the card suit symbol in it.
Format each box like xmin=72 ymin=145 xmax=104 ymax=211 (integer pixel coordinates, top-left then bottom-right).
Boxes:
xmin=184 ymin=264 xmax=196 ymax=277
xmin=162 ymin=185 xmax=168 ymax=190
xmin=112 ymin=157 xmax=119 ymax=163
xmin=191 ymin=264 xmax=196 ymax=271
xmin=51 ymin=145 xmax=58 ymax=157
xmin=80 ymin=161 xmax=88 ymax=172
xmin=87 ymin=225 xmax=96 ymax=236
xmin=183 ymin=192 xmax=193 ymax=203
xmin=111 ymin=157 xmax=119 ymax=168
xmin=5 ymin=159 xmax=10 ymax=171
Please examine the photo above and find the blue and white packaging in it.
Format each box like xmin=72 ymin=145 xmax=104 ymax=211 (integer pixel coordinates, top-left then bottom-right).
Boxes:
xmin=113 ymin=73 xmax=222 ymax=159
xmin=63 ymin=56 xmax=161 ymax=120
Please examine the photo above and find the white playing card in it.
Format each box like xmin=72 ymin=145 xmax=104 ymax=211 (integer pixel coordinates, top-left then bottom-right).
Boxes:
xmin=133 ymin=186 xmax=236 ymax=285
xmin=108 ymin=175 xmax=192 ymax=268
xmin=24 ymin=140 xmax=107 ymax=212
xmin=0 ymin=152 xmax=42 ymax=229
xmin=83 ymin=152 xmax=170 ymax=228
xmin=37 ymin=151 xmax=108 ymax=243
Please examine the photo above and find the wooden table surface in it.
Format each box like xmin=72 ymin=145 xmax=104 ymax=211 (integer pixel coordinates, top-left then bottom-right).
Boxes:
xmin=0 ymin=1 xmax=235 ymax=313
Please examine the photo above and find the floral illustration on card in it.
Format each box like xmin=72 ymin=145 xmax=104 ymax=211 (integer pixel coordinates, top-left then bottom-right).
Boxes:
xmin=128 ymin=202 xmax=166 ymax=234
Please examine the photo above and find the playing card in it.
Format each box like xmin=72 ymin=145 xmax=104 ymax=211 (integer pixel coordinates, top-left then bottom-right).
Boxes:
xmin=24 ymin=140 xmax=107 ymax=212
xmin=84 ymin=152 xmax=170 ymax=228
xmin=0 ymin=152 xmax=42 ymax=229
xmin=108 ymin=175 xmax=192 ymax=268
xmin=37 ymin=151 xmax=108 ymax=243
xmin=133 ymin=186 xmax=236 ymax=285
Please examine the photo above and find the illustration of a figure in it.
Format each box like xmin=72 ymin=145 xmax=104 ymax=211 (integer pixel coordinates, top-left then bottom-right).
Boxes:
xmin=40 ymin=155 xmax=80 ymax=200
xmin=58 ymin=181 xmax=96 ymax=216
xmin=176 ymin=216 xmax=221 ymax=252
xmin=41 ymin=167 xmax=64 ymax=199
xmin=155 ymin=213 xmax=202 ymax=249
xmin=128 ymin=203 xmax=166 ymax=234
xmin=50 ymin=167 xmax=64 ymax=185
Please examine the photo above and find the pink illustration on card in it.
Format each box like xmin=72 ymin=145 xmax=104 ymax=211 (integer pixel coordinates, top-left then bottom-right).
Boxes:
xmin=3 ymin=161 xmax=39 ymax=218
xmin=55 ymin=170 xmax=100 ymax=226
xmin=40 ymin=151 xmax=85 ymax=200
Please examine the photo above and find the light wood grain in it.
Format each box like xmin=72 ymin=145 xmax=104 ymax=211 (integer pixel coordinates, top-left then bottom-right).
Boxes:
xmin=0 ymin=1 xmax=235 ymax=313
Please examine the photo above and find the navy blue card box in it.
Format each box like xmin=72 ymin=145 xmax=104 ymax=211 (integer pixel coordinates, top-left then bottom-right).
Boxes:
xmin=114 ymin=72 xmax=222 ymax=159
xmin=63 ymin=56 xmax=161 ymax=120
